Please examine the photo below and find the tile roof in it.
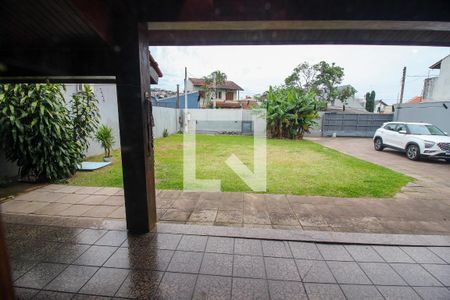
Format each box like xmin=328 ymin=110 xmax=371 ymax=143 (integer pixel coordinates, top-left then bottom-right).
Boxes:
xmin=407 ymin=96 xmax=423 ymax=104
xmin=189 ymin=78 xmax=243 ymax=90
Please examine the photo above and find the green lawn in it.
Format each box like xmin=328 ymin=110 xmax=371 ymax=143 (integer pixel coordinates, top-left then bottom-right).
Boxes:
xmin=67 ymin=134 xmax=412 ymax=198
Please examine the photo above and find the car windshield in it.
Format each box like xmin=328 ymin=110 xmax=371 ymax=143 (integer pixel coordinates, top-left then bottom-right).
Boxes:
xmin=407 ymin=124 xmax=446 ymax=136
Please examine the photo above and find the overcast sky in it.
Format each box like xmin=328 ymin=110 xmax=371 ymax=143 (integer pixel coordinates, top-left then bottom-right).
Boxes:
xmin=150 ymin=45 xmax=449 ymax=104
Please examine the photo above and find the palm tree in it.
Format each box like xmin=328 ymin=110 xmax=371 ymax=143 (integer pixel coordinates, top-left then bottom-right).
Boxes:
xmin=201 ymin=71 xmax=228 ymax=107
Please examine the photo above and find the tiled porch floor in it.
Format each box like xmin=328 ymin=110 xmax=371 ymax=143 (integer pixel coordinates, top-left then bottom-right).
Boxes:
xmin=2 ymin=183 xmax=450 ymax=234
xmin=6 ymin=221 xmax=450 ymax=299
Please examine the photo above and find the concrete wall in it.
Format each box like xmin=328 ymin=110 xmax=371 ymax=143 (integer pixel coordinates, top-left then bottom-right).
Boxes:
xmin=63 ymin=84 xmax=121 ymax=157
xmin=153 ymin=107 xmax=180 ymax=138
xmin=394 ymin=101 xmax=450 ymax=134
xmin=423 ymin=55 xmax=450 ymax=102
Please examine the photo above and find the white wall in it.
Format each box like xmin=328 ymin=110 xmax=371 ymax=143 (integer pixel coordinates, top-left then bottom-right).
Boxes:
xmin=423 ymin=55 xmax=450 ymax=102
xmin=153 ymin=107 xmax=180 ymax=138
xmin=62 ymin=84 xmax=121 ymax=157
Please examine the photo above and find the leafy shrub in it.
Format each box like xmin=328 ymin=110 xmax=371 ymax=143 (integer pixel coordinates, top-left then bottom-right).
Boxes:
xmin=95 ymin=125 xmax=115 ymax=157
xmin=0 ymin=83 xmax=80 ymax=181
xmin=70 ymin=84 xmax=100 ymax=159
xmin=262 ymin=86 xmax=318 ymax=139
xmin=163 ymin=128 xmax=169 ymax=137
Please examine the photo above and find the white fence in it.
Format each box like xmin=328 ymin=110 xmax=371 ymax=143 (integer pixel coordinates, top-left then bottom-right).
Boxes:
xmin=153 ymin=107 xmax=180 ymax=138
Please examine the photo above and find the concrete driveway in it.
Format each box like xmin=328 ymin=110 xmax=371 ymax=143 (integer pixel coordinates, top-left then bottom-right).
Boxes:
xmin=307 ymin=137 xmax=450 ymax=187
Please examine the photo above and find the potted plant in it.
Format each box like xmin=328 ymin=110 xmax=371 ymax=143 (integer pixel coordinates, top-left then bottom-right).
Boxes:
xmin=95 ymin=125 xmax=115 ymax=162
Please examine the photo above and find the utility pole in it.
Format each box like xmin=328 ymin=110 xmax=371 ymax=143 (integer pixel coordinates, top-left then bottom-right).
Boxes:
xmin=176 ymin=84 xmax=180 ymax=109
xmin=184 ymin=67 xmax=189 ymax=133
xmin=399 ymin=66 xmax=406 ymax=104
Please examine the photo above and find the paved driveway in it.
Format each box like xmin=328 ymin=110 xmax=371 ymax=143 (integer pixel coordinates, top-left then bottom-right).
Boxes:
xmin=307 ymin=137 xmax=450 ymax=186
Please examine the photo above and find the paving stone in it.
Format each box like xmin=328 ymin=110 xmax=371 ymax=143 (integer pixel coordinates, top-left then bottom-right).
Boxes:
xmin=13 ymin=287 xmax=39 ymax=299
xmin=101 ymin=195 xmax=124 ymax=206
xmin=33 ymin=290 xmax=73 ymax=299
xmin=428 ymin=247 xmax=450 ymax=263
xmin=151 ymin=233 xmax=182 ymax=250
xmin=422 ymin=264 xmax=450 ymax=286
xmin=75 ymin=229 xmax=107 ymax=244
xmin=104 ymin=247 xmax=173 ymax=270
xmin=243 ymin=211 xmax=272 ymax=225
xmin=232 ymin=278 xmax=269 ymax=300
xmin=205 ymin=237 xmax=234 ymax=254
xmin=1 ymin=200 xmax=49 ymax=214
xmin=43 ymin=243 xmax=90 ymax=264
xmin=189 ymin=209 xmax=217 ymax=222
xmin=414 ymin=287 xmax=450 ymax=300
xmin=71 ymin=294 xmax=110 ymax=300
xmin=58 ymin=204 xmax=93 ymax=216
xmin=327 ymin=261 xmax=371 ymax=284
xmin=73 ymin=186 xmax=102 ymax=195
xmin=167 ymin=251 xmax=203 ymax=273
xmin=341 ymin=285 xmax=383 ymax=300
xmin=77 ymin=195 xmax=109 ymax=205
xmin=304 ymin=283 xmax=346 ymax=300
xmin=54 ymin=194 xmax=88 ymax=204
xmin=359 ymin=262 xmax=406 ymax=285
xmin=107 ymin=206 xmax=125 ymax=219
xmin=400 ymin=246 xmax=445 ymax=263
xmin=82 ymin=205 xmax=117 ymax=218
xmin=156 ymin=272 xmax=197 ymax=300
xmin=79 ymin=267 xmax=129 ymax=296
xmin=115 ymin=270 xmax=163 ymax=299
xmin=295 ymin=259 xmax=335 ymax=283
xmin=10 ymin=259 xmax=37 ymax=281
xmin=192 ymin=275 xmax=232 ymax=300
xmin=73 ymin=245 xmax=117 ymax=266
xmin=264 ymin=257 xmax=300 ymax=281
xmin=94 ymin=230 xmax=127 ymax=246
xmin=45 ymin=265 xmax=98 ymax=292
xmin=289 ymin=242 xmax=322 ymax=260
xmin=15 ymin=191 xmax=64 ymax=202
xmin=34 ymin=203 xmax=72 ymax=215
xmin=14 ymin=262 xmax=67 ymax=289
xmin=93 ymin=187 xmax=122 ymax=196
xmin=215 ymin=210 xmax=243 ymax=224
xmin=377 ymin=286 xmax=421 ymax=300
xmin=233 ymin=255 xmax=266 ymax=278
xmin=121 ymin=232 xmax=155 ymax=248
xmin=317 ymin=244 xmax=353 ymax=261
xmin=262 ymin=240 xmax=292 ymax=258
xmin=234 ymin=238 xmax=262 ymax=256
xmin=372 ymin=246 xmax=414 ymax=263
xmin=268 ymin=212 xmax=300 ymax=226
xmin=200 ymin=253 xmax=233 ymax=276
xmin=268 ymin=280 xmax=307 ymax=300
xmin=391 ymin=263 xmax=442 ymax=286
xmin=177 ymin=235 xmax=207 ymax=252
xmin=344 ymin=245 xmax=384 ymax=262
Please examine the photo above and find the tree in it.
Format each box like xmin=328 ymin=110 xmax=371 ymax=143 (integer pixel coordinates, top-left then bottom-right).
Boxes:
xmin=284 ymin=61 xmax=356 ymax=109
xmin=262 ymin=86 xmax=319 ymax=139
xmin=201 ymin=70 xmax=228 ymax=107
xmin=365 ymin=90 xmax=376 ymax=112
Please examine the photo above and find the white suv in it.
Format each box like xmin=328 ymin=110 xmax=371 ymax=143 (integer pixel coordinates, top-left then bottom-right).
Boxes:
xmin=373 ymin=122 xmax=450 ymax=161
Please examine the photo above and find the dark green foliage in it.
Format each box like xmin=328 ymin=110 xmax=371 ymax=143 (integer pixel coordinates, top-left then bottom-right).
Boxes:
xmin=262 ymin=86 xmax=318 ymax=139
xmin=70 ymin=85 xmax=100 ymax=159
xmin=285 ymin=61 xmax=357 ymax=110
xmin=0 ymin=84 xmax=80 ymax=181
xmin=95 ymin=125 xmax=115 ymax=158
xmin=163 ymin=128 xmax=169 ymax=137
xmin=365 ymin=90 xmax=376 ymax=112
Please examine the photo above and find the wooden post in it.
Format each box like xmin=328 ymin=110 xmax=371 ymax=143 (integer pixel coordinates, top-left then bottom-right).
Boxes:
xmin=116 ymin=22 xmax=156 ymax=233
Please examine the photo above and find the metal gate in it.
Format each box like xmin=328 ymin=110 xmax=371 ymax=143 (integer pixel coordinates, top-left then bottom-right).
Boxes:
xmin=321 ymin=113 xmax=393 ymax=137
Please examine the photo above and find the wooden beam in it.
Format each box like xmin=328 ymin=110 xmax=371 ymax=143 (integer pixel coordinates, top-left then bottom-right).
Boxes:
xmin=0 ymin=76 xmax=115 ymax=84
xmin=115 ymin=21 xmax=156 ymax=233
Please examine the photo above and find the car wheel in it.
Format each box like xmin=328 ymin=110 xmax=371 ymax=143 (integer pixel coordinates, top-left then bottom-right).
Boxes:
xmin=374 ymin=138 xmax=384 ymax=151
xmin=406 ymin=144 xmax=420 ymax=161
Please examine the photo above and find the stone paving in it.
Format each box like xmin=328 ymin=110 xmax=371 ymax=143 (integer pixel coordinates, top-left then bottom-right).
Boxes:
xmin=1 ymin=182 xmax=450 ymax=235
xmin=5 ymin=221 xmax=450 ymax=300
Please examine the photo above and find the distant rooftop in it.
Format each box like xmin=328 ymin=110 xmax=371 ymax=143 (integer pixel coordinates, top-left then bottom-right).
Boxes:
xmin=189 ymin=78 xmax=244 ymax=91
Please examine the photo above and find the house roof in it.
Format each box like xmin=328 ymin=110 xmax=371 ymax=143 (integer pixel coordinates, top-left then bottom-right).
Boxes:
xmin=189 ymin=78 xmax=244 ymax=91
xmin=407 ymin=96 xmax=423 ymax=104
xmin=214 ymin=100 xmax=242 ymax=108
xmin=375 ymin=100 xmax=389 ymax=106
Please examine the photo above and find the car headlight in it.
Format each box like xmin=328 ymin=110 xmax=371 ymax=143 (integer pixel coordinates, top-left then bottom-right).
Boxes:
xmin=424 ymin=140 xmax=435 ymax=148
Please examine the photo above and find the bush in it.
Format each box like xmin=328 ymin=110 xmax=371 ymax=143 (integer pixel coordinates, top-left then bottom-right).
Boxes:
xmin=163 ymin=128 xmax=169 ymax=137
xmin=0 ymin=84 xmax=80 ymax=181
xmin=95 ymin=125 xmax=115 ymax=158
xmin=262 ymin=86 xmax=318 ymax=139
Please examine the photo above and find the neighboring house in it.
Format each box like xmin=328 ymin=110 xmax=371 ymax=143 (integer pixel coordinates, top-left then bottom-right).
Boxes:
xmin=423 ymin=54 xmax=450 ymax=101
xmin=406 ymin=96 xmax=423 ymax=104
xmin=374 ymin=100 xmax=390 ymax=113
xmin=186 ymin=78 xmax=244 ymax=106
xmin=328 ymin=95 xmax=368 ymax=113
xmin=152 ymin=91 xmax=200 ymax=109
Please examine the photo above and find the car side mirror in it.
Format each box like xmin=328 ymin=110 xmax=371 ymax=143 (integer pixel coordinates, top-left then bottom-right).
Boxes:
xmin=399 ymin=130 xmax=407 ymax=134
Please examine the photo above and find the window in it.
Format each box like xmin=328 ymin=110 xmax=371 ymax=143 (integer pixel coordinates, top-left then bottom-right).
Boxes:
xmin=395 ymin=124 xmax=407 ymax=132
xmin=384 ymin=124 xmax=396 ymax=131
xmin=407 ymin=124 xmax=446 ymax=136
